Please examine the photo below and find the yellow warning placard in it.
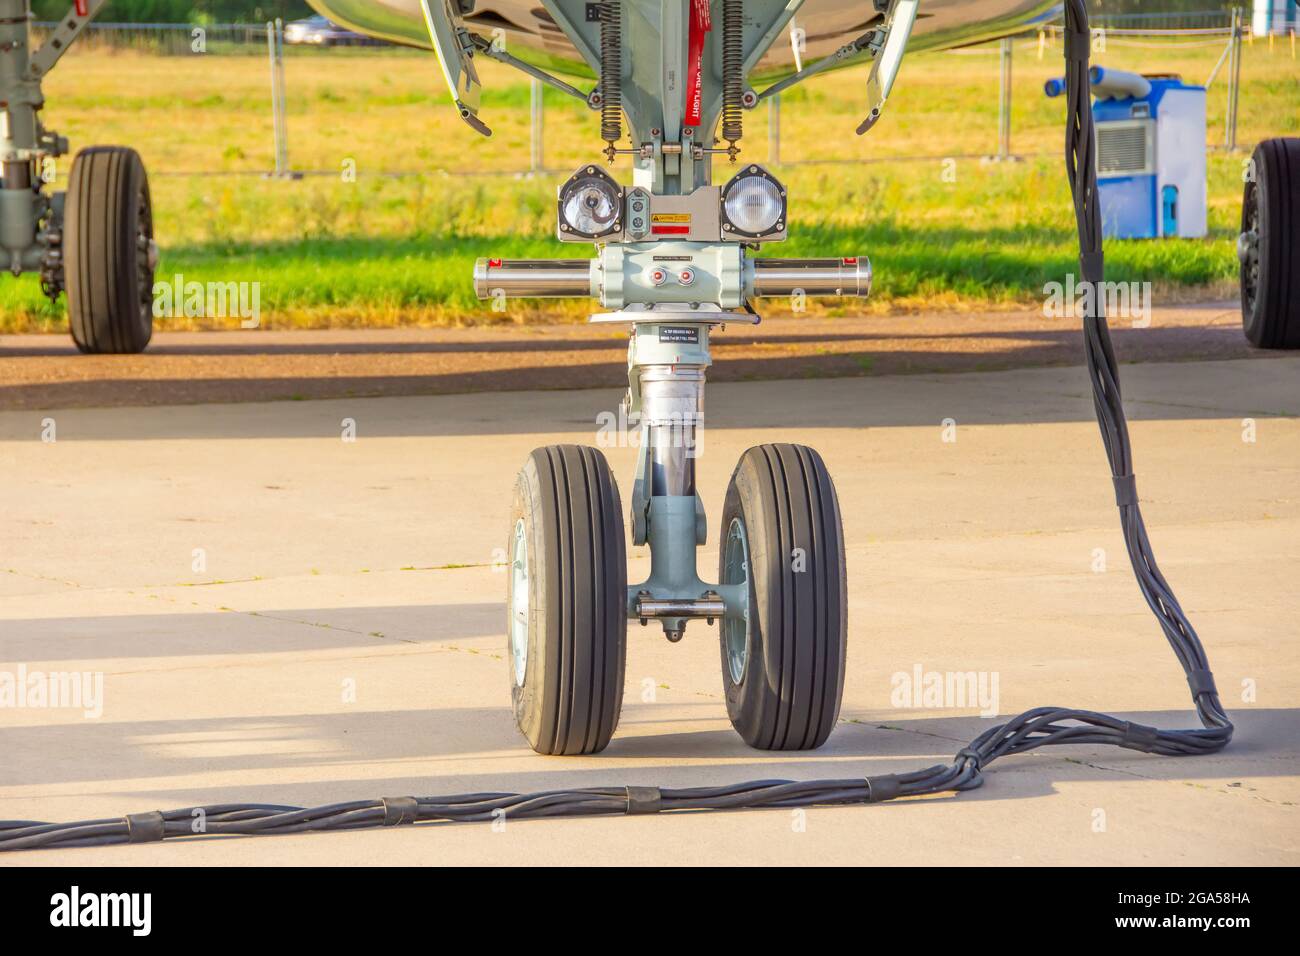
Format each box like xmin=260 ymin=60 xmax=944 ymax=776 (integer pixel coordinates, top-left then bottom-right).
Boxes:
xmin=651 ymin=213 xmax=691 ymax=224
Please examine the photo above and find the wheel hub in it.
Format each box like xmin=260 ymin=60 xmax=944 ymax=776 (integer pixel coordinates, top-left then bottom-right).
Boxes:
xmin=509 ymin=518 xmax=528 ymax=686
xmin=721 ymin=516 xmax=750 ymax=685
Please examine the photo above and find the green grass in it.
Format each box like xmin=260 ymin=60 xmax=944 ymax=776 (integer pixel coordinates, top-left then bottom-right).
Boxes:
xmin=1 ymin=37 xmax=1291 ymax=332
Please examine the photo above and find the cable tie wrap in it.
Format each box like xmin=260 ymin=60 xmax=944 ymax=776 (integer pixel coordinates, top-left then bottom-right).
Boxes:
xmin=1112 ymin=473 xmax=1138 ymax=508
xmin=1187 ymin=669 xmax=1218 ymax=700
xmin=625 ymin=786 xmax=661 ymax=814
xmin=1079 ymin=251 xmax=1105 ymax=283
xmin=1120 ymin=721 xmax=1160 ymax=752
xmin=956 ymin=748 xmax=983 ymax=771
xmin=381 ymin=796 xmax=418 ymax=826
xmin=1064 ymin=27 xmax=1091 ymax=62
xmin=124 ymin=810 xmax=165 ymax=844
xmin=864 ymin=774 xmax=903 ymax=803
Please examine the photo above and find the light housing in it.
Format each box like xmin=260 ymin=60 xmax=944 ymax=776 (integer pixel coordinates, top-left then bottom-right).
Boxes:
xmin=557 ymin=164 xmax=623 ymax=241
xmin=720 ymin=165 xmax=787 ymax=241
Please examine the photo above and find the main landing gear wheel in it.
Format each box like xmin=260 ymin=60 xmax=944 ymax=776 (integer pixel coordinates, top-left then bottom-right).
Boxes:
xmin=719 ymin=444 xmax=847 ymax=750
xmin=507 ymin=445 xmax=627 ymax=755
xmin=64 ymin=146 xmax=157 ymax=354
xmin=1240 ymin=137 xmax=1300 ymax=350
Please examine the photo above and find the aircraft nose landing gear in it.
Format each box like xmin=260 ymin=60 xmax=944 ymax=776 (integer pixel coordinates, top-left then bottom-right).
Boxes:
xmin=506 ymin=316 xmax=848 ymax=755
xmin=485 ymin=0 xmax=893 ymax=755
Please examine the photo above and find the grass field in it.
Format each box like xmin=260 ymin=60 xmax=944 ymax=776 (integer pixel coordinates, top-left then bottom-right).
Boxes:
xmin=2 ymin=31 xmax=1297 ymax=331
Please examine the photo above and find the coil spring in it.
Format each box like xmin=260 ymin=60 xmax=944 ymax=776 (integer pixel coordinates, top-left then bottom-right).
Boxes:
xmin=721 ymin=0 xmax=744 ymax=151
xmin=599 ymin=1 xmax=622 ymax=146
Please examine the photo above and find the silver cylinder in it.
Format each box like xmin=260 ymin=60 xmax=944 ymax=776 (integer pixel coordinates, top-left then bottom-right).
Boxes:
xmin=750 ymin=256 xmax=872 ymax=297
xmin=473 ymin=257 xmax=593 ymax=299
xmin=636 ymin=597 xmax=726 ymax=619
xmin=641 ymin=365 xmax=704 ymax=497
xmin=0 ymin=186 xmax=36 ymax=259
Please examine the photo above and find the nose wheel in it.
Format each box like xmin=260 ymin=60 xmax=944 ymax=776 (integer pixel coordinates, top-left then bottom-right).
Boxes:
xmin=718 ymin=444 xmax=848 ymax=750
xmin=1240 ymin=137 xmax=1299 ymax=350
xmin=64 ymin=147 xmax=156 ymax=354
xmin=504 ymin=441 xmax=846 ymax=754
xmin=506 ymin=445 xmax=627 ymax=755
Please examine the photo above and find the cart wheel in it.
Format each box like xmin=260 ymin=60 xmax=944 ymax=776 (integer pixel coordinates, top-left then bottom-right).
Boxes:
xmin=64 ymin=146 xmax=156 ymax=354
xmin=1240 ymin=137 xmax=1300 ymax=349
xmin=719 ymin=444 xmax=847 ymax=750
xmin=507 ymin=445 xmax=627 ymax=755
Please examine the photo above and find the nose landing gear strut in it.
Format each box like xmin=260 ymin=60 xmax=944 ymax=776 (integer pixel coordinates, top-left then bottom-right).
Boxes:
xmin=505 ymin=317 xmax=849 ymax=754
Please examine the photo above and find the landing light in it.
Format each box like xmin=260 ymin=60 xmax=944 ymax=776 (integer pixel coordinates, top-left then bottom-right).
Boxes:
xmin=721 ymin=166 xmax=786 ymax=239
xmin=557 ymin=165 xmax=622 ymax=240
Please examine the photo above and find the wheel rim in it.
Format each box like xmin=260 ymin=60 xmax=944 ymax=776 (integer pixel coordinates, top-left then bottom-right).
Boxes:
xmin=510 ymin=518 xmax=529 ymax=686
xmin=1240 ymin=180 xmax=1260 ymax=316
xmin=135 ymin=186 xmax=154 ymax=332
xmin=721 ymin=516 xmax=750 ymax=685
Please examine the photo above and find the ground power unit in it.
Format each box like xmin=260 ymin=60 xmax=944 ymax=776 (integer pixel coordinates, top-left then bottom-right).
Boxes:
xmin=1092 ymin=68 xmax=1208 ymax=239
xmin=1047 ymin=67 xmax=1207 ymax=239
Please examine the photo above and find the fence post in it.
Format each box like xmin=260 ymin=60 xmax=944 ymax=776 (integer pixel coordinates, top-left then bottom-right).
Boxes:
xmin=1206 ymin=29 xmax=1234 ymax=88
xmin=529 ymin=77 xmax=544 ymax=173
xmin=769 ymin=94 xmax=780 ymax=165
xmin=267 ymin=19 xmax=289 ymax=176
xmin=1226 ymin=6 xmax=1243 ymax=150
xmin=276 ymin=19 xmax=289 ymax=174
xmin=266 ymin=21 xmax=277 ymax=174
xmin=997 ymin=36 xmax=1012 ymax=159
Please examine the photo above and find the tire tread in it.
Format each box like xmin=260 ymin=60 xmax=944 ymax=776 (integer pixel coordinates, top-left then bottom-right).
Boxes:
xmin=511 ymin=445 xmax=626 ymax=755
xmin=65 ymin=146 xmax=152 ymax=355
xmin=721 ymin=443 xmax=846 ymax=751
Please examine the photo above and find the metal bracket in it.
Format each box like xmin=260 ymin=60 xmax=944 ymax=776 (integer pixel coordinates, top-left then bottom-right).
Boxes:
xmin=468 ymin=33 xmax=592 ymax=104
xmin=755 ymin=27 xmax=886 ymax=104
xmin=418 ymin=0 xmax=491 ymax=136
xmin=856 ymin=0 xmax=919 ymax=135
xmin=28 ymin=0 xmax=110 ymax=78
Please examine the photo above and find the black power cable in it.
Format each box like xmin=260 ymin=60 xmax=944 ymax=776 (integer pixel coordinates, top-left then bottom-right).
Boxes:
xmin=0 ymin=0 xmax=1233 ymax=852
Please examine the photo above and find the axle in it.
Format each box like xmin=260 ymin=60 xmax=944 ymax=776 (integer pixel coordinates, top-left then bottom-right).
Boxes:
xmin=474 ymin=254 xmax=872 ymax=304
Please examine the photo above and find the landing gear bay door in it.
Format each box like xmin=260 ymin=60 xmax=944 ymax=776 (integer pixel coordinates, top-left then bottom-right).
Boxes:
xmin=857 ymin=0 xmax=919 ymax=135
xmin=418 ymin=0 xmax=491 ymax=136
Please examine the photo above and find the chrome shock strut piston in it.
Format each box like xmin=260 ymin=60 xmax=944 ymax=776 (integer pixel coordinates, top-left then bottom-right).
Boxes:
xmin=623 ymin=319 xmax=742 ymax=642
xmin=641 ymin=363 xmax=704 ymax=498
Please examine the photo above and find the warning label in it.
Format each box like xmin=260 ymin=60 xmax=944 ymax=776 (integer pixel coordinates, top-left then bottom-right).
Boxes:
xmin=651 ymin=213 xmax=691 ymax=224
xmin=658 ymin=326 xmax=700 ymax=345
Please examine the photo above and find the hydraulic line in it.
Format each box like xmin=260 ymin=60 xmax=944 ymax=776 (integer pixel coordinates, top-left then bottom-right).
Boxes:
xmin=720 ymin=0 xmax=744 ymax=158
xmin=598 ymin=0 xmax=623 ymax=162
xmin=0 ymin=0 xmax=1234 ymax=852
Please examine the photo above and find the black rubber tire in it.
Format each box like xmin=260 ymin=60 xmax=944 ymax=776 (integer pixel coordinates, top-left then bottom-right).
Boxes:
xmin=64 ymin=146 xmax=155 ymax=354
xmin=719 ymin=444 xmax=847 ymax=750
xmin=1241 ymin=137 xmax=1300 ymax=349
xmin=507 ymin=445 xmax=627 ymax=755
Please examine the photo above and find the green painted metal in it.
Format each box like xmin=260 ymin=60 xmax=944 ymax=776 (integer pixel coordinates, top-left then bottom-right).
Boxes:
xmin=600 ymin=241 xmax=743 ymax=309
xmin=628 ymin=495 xmax=747 ymax=639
